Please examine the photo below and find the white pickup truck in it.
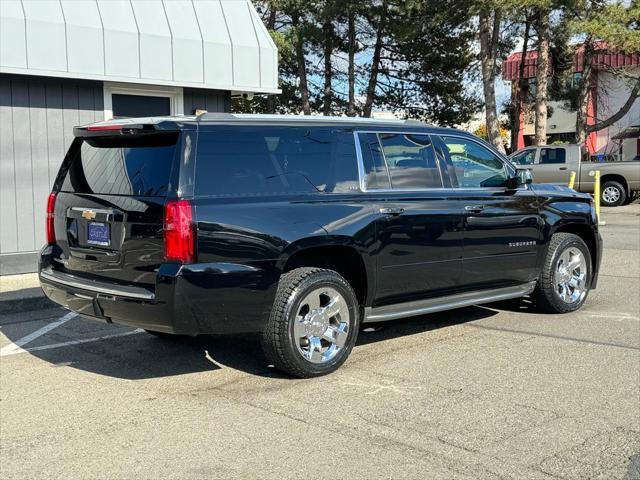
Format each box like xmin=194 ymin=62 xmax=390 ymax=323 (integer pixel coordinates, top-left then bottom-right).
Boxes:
xmin=510 ymin=144 xmax=640 ymax=206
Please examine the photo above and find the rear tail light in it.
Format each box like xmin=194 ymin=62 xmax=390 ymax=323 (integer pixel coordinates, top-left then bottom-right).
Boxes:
xmin=46 ymin=192 xmax=57 ymax=244
xmin=163 ymin=200 xmax=195 ymax=263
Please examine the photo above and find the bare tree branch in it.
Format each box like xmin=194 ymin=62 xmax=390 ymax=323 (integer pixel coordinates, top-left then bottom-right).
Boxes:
xmin=587 ymin=76 xmax=640 ymax=133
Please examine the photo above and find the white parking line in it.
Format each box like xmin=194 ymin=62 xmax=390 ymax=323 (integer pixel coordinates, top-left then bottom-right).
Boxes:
xmin=0 ymin=329 xmax=145 ymax=357
xmin=338 ymin=380 xmax=423 ymax=396
xmin=583 ymin=312 xmax=639 ymax=321
xmin=0 ymin=312 xmax=77 ymax=356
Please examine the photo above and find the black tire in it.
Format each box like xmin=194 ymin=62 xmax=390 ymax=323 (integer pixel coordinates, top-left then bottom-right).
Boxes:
xmin=601 ymin=180 xmax=626 ymax=207
xmin=533 ymin=233 xmax=592 ymax=313
xmin=622 ymin=193 xmax=636 ymax=205
xmin=261 ymin=267 xmax=360 ymax=378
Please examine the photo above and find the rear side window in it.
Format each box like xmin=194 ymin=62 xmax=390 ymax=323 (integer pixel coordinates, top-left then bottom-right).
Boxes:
xmin=378 ymin=133 xmax=442 ymax=189
xmin=540 ymin=148 xmax=566 ymax=164
xmin=195 ymin=127 xmax=358 ymax=196
xmin=60 ymin=134 xmax=178 ymax=197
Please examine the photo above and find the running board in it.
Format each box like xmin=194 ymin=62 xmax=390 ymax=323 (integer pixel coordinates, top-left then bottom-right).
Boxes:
xmin=364 ymin=281 xmax=537 ymax=323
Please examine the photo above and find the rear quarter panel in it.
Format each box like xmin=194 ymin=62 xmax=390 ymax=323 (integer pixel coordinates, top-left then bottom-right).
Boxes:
xmin=578 ymin=161 xmax=640 ymax=194
xmin=186 ymin=194 xmax=378 ymax=333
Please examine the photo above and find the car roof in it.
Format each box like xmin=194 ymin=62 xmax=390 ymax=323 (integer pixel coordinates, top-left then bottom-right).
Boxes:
xmin=198 ymin=112 xmax=427 ymax=127
xmin=76 ymin=113 xmax=470 ymax=136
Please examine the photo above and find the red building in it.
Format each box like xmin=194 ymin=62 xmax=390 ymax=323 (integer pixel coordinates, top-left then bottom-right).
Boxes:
xmin=502 ymin=44 xmax=639 ymax=159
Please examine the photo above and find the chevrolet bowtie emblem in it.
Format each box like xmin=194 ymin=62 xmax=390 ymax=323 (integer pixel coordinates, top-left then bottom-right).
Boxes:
xmin=82 ymin=209 xmax=96 ymax=220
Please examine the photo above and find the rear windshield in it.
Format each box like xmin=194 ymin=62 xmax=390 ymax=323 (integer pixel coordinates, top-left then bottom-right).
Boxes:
xmin=60 ymin=134 xmax=178 ymax=197
xmin=195 ymin=127 xmax=358 ymax=197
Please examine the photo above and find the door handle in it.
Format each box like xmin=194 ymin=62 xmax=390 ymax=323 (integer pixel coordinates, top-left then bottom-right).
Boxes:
xmin=464 ymin=205 xmax=485 ymax=213
xmin=379 ymin=207 xmax=405 ymax=216
xmin=559 ymin=167 xmax=567 ymax=170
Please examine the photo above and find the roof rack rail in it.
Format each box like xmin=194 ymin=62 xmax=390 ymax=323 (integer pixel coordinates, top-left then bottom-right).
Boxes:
xmin=195 ymin=112 xmax=433 ymax=127
xmin=197 ymin=112 xmax=237 ymax=121
xmin=404 ymin=119 xmax=427 ymax=126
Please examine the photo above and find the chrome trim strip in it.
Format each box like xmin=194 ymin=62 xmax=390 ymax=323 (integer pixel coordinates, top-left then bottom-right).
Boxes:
xmin=352 ymin=131 xmax=368 ymax=192
xmin=364 ymin=281 xmax=536 ymax=323
xmin=40 ymin=269 xmax=155 ymax=300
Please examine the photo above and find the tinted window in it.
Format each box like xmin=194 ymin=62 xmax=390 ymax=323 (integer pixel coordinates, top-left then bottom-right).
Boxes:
xmin=441 ymin=136 xmax=508 ymax=188
xmin=378 ymin=133 xmax=442 ymax=189
xmin=61 ymin=134 xmax=178 ymax=196
xmin=195 ymin=127 xmax=357 ymax=197
xmin=432 ymin=135 xmax=458 ymax=188
xmin=540 ymin=148 xmax=566 ymax=164
xmin=358 ymin=132 xmax=390 ymax=190
xmin=511 ymin=149 xmax=536 ymax=165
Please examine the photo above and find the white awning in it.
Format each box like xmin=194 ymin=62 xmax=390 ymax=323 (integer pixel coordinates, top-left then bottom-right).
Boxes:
xmin=0 ymin=0 xmax=279 ymax=94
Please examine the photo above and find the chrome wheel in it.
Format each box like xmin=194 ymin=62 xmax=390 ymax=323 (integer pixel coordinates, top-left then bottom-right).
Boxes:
xmin=293 ymin=287 xmax=350 ymax=364
xmin=602 ymin=186 xmax=621 ymax=204
xmin=554 ymin=247 xmax=587 ymax=304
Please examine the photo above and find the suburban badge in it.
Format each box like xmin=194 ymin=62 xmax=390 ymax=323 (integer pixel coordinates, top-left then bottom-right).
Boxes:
xmin=509 ymin=241 xmax=536 ymax=247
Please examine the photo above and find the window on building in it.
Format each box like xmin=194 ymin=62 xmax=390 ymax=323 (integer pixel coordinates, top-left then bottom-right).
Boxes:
xmin=112 ymin=94 xmax=171 ymax=118
xmin=103 ymin=83 xmax=183 ymax=120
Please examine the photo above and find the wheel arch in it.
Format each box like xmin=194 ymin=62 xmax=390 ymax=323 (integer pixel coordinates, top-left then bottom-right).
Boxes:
xmin=550 ymin=223 xmax=598 ymax=281
xmin=600 ymin=174 xmax=629 ymax=196
xmin=278 ymin=240 xmax=373 ymax=307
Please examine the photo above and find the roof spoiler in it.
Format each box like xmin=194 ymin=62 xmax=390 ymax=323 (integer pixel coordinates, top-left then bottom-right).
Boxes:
xmin=73 ymin=120 xmax=180 ymax=138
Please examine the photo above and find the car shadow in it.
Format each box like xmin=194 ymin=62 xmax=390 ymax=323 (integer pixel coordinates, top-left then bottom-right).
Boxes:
xmin=8 ymin=301 xmax=514 ymax=380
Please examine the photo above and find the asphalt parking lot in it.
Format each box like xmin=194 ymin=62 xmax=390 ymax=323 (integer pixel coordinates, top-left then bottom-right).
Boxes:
xmin=1 ymin=204 xmax=639 ymax=480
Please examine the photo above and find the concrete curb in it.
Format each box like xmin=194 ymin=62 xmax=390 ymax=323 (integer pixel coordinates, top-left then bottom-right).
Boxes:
xmin=0 ymin=273 xmax=54 ymax=314
xmin=0 ymin=293 xmax=53 ymax=315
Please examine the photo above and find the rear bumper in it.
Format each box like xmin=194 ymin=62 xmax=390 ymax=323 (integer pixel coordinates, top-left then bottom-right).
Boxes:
xmin=39 ymin=265 xmax=197 ymax=334
xmin=39 ymin=246 xmax=278 ymax=335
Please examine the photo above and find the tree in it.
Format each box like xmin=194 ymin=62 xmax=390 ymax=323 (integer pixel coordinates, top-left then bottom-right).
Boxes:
xmin=237 ymin=0 xmax=480 ymax=126
xmin=533 ymin=3 xmax=551 ymax=145
xmin=233 ymin=0 xmax=307 ymax=114
xmin=365 ymin=0 xmax=480 ymax=125
xmin=346 ymin=1 xmax=358 ymax=116
xmin=510 ymin=10 xmax=532 ymax=151
xmin=291 ymin=7 xmax=311 ymax=115
xmin=474 ymin=122 xmax=509 ymax=143
xmin=479 ymin=6 xmax=506 ymax=153
xmin=569 ymin=0 xmax=640 ymax=144
xmin=362 ymin=0 xmax=388 ymax=117
xmin=265 ymin=5 xmax=278 ymax=114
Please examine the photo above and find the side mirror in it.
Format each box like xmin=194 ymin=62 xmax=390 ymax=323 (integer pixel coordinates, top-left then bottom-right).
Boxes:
xmin=516 ymin=167 xmax=533 ymax=186
xmin=507 ymin=167 xmax=533 ymax=189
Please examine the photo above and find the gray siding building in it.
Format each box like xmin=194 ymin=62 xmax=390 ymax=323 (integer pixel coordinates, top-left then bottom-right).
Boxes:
xmin=0 ymin=0 xmax=278 ymax=274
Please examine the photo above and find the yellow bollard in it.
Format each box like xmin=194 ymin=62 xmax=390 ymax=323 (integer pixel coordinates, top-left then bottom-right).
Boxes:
xmin=593 ymin=170 xmax=601 ymax=224
xmin=568 ymin=171 xmax=576 ymax=189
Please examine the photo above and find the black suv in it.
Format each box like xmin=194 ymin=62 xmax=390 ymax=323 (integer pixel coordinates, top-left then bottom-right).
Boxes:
xmin=40 ymin=114 xmax=602 ymax=377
